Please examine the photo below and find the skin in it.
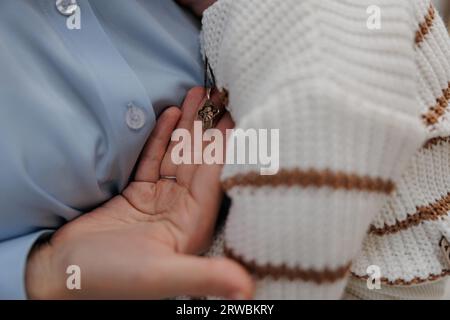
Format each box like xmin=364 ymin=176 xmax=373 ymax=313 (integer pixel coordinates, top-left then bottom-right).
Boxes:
xmin=26 ymin=87 xmax=254 ymax=300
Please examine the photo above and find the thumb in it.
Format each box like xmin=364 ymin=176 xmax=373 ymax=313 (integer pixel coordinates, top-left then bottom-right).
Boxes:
xmin=160 ymin=255 xmax=254 ymax=300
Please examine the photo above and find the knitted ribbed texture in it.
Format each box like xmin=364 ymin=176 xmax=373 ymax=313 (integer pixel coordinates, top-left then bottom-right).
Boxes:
xmin=343 ymin=277 xmax=447 ymax=300
xmin=201 ymin=0 xmax=432 ymax=299
xmin=351 ymin=0 xmax=450 ymax=290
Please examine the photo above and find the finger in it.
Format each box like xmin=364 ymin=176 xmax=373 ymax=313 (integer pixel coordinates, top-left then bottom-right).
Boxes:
xmin=135 ymin=107 xmax=181 ymax=182
xmin=180 ymin=87 xmax=207 ymax=125
xmin=160 ymin=87 xmax=206 ymax=176
xmin=191 ymin=113 xmax=234 ymax=207
xmin=187 ymin=114 xmax=234 ymax=239
xmin=174 ymin=120 xmax=202 ymax=187
xmin=158 ymin=255 xmax=254 ymax=300
xmin=176 ymin=91 xmax=227 ymax=187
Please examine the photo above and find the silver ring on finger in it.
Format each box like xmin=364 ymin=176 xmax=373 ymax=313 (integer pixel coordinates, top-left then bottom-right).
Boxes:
xmin=160 ymin=175 xmax=177 ymax=181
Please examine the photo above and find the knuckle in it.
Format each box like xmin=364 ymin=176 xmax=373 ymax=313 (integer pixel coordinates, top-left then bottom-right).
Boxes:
xmin=141 ymin=153 xmax=159 ymax=165
xmin=124 ymin=182 xmax=157 ymax=204
xmin=186 ymin=87 xmax=205 ymax=100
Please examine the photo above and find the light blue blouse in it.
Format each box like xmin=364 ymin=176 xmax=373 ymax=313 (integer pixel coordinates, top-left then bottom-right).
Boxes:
xmin=0 ymin=0 xmax=203 ymax=299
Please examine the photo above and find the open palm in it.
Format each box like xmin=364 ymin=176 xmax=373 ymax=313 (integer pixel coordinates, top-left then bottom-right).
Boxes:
xmin=26 ymin=88 xmax=253 ymax=300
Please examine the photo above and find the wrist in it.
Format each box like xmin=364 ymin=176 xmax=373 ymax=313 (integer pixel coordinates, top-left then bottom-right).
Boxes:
xmin=25 ymin=240 xmax=61 ymax=299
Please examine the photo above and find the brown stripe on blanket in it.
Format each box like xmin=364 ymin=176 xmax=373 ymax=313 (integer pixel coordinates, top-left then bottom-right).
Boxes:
xmin=222 ymin=168 xmax=395 ymax=194
xmin=225 ymin=246 xmax=351 ymax=284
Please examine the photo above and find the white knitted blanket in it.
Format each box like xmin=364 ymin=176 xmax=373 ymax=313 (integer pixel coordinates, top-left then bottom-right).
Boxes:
xmin=202 ymin=0 xmax=450 ymax=299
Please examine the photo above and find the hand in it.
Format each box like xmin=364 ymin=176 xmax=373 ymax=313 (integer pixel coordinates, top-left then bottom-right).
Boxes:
xmin=26 ymin=87 xmax=253 ymax=300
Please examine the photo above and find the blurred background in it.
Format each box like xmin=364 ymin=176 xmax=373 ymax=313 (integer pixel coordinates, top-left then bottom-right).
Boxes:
xmin=434 ymin=0 xmax=449 ymax=28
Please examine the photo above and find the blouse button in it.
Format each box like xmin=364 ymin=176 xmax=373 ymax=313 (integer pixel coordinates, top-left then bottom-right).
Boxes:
xmin=126 ymin=103 xmax=147 ymax=131
xmin=55 ymin=0 xmax=78 ymax=16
